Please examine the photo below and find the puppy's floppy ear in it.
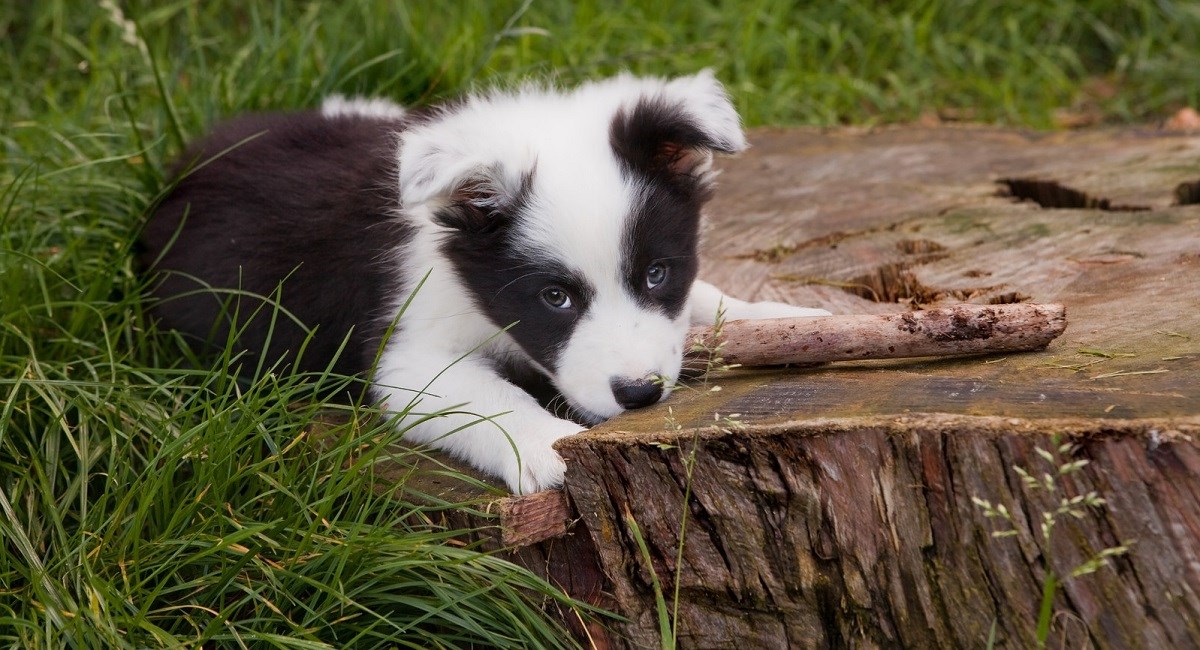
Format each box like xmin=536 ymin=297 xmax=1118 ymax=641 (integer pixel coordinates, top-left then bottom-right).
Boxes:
xmin=431 ymin=166 xmax=534 ymax=234
xmin=397 ymin=118 xmax=530 ymax=213
xmin=610 ymin=69 xmax=747 ymax=184
xmin=660 ymin=69 xmax=748 ymax=155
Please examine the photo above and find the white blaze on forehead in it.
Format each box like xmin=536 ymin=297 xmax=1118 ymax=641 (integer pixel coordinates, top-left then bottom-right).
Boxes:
xmin=514 ymin=150 xmax=636 ymax=288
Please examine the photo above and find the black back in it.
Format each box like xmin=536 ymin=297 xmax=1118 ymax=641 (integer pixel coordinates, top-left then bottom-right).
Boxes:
xmin=140 ymin=112 xmax=412 ymax=388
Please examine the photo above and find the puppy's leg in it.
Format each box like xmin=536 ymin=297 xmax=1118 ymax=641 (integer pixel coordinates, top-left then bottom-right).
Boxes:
xmin=374 ymin=349 xmax=583 ymax=494
xmin=689 ymin=279 xmax=831 ymax=326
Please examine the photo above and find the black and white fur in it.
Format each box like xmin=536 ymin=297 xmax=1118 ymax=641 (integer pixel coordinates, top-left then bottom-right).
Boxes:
xmin=141 ymin=71 xmax=829 ymax=493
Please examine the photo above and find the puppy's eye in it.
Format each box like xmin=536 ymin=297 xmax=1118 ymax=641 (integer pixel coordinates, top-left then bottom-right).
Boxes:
xmin=540 ymin=286 xmax=573 ymax=310
xmin=645 ymin=262 xmax=668 ymax=289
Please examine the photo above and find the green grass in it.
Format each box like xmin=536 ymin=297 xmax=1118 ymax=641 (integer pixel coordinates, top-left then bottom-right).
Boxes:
xmin=1 ymin=0 xmax=1197 ymax=646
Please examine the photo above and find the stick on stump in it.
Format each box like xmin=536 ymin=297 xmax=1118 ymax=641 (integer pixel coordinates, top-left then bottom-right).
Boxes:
xmin=686 ymin=302 xmax=1066 ymax=369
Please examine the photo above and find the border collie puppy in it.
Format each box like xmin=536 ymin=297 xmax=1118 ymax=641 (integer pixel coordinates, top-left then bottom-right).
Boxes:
xmin=141 ymin=71 xmax=829 ymax=493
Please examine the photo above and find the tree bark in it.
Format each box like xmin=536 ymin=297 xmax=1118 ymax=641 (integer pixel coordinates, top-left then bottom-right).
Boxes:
xmin=557 ymin=415 xmax=1200 ymax=649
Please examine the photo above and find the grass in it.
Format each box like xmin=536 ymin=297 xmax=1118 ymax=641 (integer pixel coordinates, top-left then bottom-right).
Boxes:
xmin=1 ymin=0 xmax=1196 ymax=646
xmin=973 ymin=439 xmax=1130 ymax=648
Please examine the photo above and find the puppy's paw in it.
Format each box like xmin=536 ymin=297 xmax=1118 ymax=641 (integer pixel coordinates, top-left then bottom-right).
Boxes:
xmin=723 ymin=300 xmax=831 ymax=321
xmin=502 ymin=420 xmax=585 ymax=495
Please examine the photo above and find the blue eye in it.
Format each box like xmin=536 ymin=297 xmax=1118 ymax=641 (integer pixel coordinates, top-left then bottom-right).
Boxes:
xmin=541 ymin=286 xmax=573 ymax=309
xmin=646 ymin=262 xmax=667 ymax=289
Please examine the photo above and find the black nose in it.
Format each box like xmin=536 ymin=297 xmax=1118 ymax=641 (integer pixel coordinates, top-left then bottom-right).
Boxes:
xmin=610 ymin=377 xmax=663 ymax=410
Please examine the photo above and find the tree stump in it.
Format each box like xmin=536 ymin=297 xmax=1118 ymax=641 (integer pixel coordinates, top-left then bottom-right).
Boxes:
xmin=561 ymin=414 xmax=1200 ymax=649
xmin=407 ymin=126 xmax=1200 ymax=648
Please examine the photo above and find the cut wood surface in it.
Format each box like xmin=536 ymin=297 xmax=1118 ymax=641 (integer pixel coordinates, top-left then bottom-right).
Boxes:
xmin=687 ymin=302 xmax=1067 ymax=368
xmin=396 ymin=126 xmax=1200 ymax=648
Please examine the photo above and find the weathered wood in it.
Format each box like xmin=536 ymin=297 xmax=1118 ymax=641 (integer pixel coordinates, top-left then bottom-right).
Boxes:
xmin=486 ymin=489 xmax=570 ymax=547
xmin=557 ymin=415 xmax=1200 ymax=649
xmin=687 ymin=303 xmax=1066 ymax=368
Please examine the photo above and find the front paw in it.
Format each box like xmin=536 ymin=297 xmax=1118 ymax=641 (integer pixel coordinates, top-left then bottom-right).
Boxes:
xmin=502 ymin=420 xmax=585 ymax=495
xmin=724 ymin=300 xmax=831 ymax=321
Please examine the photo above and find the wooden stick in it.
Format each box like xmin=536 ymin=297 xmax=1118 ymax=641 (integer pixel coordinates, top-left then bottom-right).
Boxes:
xmin=686 ymin=303 xmax=1066 ymax=368
xmin=487 ymin=490 xmax=570 ymax=547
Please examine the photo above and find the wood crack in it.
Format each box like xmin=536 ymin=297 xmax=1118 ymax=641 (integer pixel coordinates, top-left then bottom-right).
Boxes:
xmin=997 ymin=178 xmax=1151 ymax=212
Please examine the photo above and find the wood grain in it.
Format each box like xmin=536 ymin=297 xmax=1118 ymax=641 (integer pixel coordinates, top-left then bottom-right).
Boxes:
xmin=485 ymin=489 xmax=570 ymax=547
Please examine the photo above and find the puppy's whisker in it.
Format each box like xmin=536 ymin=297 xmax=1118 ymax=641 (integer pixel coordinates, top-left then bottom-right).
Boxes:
xmin=491 ymin=271 xmax=557 ymax=298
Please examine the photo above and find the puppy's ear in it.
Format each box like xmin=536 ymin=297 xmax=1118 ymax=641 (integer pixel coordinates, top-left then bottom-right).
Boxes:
xmin=660 ymin=69 xmax=748 ymax=155
xmin=397 ymin=118 xmax=531 ymax=214
xmin=431 ymin=167 xmax=533 ymax=234
xmin=610 ymin=69 xmax=747 ymax=184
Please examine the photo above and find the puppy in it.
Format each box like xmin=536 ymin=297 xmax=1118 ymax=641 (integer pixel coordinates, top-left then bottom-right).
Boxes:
xmin=141 ymin=71 xmax=829 ymax=494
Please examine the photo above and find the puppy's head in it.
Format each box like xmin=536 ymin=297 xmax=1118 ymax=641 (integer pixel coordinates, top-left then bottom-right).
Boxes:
xmin=399 ymin=70 xmax=746 ymax=422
